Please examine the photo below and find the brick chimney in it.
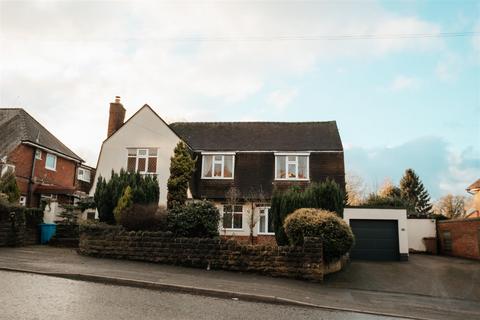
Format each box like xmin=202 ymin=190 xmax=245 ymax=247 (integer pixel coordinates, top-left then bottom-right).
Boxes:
xmin=107 ymin=96 xmax=126 ymax=138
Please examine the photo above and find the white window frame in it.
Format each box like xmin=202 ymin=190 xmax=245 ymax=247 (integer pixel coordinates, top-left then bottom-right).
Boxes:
xmin=19 ymin=196 xmax=27 ymax=207
xmin=45 ymin=153 xmax=57 ymax=171
xmin=274 ymin=153 xmax=310 ymax=181
xmin=201 ymin=152 xmax=235 ymax=180
xmin=35 ymin=150 xmax=42 ymax=160
xmin=127 ymin=148 xmax=158 ymax=174
xmin=222 ymin=204 xmax=243 ymax=230
xmin=78 ymin=168 xmax=91 ymax=182
xmin=1 ymin=164 xmax=15 ymax=176
xmin=258 ymin=206 xmax=274 ymax=235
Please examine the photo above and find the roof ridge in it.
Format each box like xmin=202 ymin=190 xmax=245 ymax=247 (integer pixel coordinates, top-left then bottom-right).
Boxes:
xmin=170 ymin=121 xmax=337 ymax=125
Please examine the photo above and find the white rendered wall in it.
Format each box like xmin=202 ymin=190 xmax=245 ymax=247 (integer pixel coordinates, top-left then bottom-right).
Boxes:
xmin=90 ymin=106 xmax=181 ymax=206
xmin=343 ymin=208 xmax=409 ymax=255
xmin=407 ymin=219 xmax=436 ymax=252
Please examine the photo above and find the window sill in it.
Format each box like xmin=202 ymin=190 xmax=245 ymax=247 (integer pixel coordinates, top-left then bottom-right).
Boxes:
xmin=201 ymin=177 xmax=234 ymax=180
xmin=258 ymin=233 xmax=275 ymax=236
xmin=274 ymin=178 xmax=309 ymax=182
xmin=45 ymin=167 xmax=56 ymax=172
xmin=222 ymin=228 xmax=244 ymax=231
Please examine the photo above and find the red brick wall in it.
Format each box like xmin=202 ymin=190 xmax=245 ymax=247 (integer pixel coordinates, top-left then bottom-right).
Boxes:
xmin=437 ymin=219 xmax=480 ymax=260
xmin=7 ymin=144 xmax=77 ymax=194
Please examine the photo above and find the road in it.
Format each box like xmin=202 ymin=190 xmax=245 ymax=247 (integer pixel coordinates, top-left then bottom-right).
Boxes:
xmin=0 ymin=271 xmax=399 ymax=320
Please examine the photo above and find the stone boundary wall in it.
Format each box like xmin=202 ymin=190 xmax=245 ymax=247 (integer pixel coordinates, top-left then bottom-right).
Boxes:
xmin=79 ymin=227 xmax=324 ymax=281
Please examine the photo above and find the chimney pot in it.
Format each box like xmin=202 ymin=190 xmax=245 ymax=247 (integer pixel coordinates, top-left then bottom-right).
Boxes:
xmin=107 ymin=96 xmax=126 ymax=138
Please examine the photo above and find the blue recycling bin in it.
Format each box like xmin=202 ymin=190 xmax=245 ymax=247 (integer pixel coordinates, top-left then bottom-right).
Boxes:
xmin=40 ymin=223 xmax=56 ymax=244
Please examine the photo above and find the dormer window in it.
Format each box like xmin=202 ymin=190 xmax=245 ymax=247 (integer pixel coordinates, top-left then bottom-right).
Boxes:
xmin=202 ymin=153 xmax=235 ymax=179
xmin=275 ymin=153 xmax=309 ymax=180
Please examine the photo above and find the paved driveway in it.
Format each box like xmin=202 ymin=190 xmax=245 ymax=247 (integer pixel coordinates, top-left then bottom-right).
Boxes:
xmin=324 ymin=254 xmax=480 ymax=301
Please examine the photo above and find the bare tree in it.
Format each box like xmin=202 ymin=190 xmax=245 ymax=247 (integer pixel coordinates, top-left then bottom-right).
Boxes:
xmin=346 ymin=172 xmax=366 ymax=206
xmin=224 ymin=186 xmax=241 ymax=238
xmin=377 ymin=177 xmax=401 ymax=198
xmin=434 ymin=194 xmax=467 ymax=219
xmin=243 ymin=187 xmax=266 ymax=245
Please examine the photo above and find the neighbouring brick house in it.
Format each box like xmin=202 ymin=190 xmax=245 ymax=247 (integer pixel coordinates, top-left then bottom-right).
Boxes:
xmin=0 ymin=108 xmax=95 ymax=221
xmin=93 ymin=97 xmax=345 ymax=244
xmin=466 ymin=179 xmax=480 ymax=219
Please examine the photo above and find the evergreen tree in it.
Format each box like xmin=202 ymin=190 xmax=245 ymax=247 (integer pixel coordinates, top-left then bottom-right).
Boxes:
xmin=0 ymin=171 xmax=20 ymax=204
xmin=167 ymin=142 xmax=196 ymax=210
xmin=94 ymin=170 xmax=159 ymax=224
xmin=114 ymin=186 xmax=133 ymax=224
xmin=399 ymin=169 xmax=432 ymax=215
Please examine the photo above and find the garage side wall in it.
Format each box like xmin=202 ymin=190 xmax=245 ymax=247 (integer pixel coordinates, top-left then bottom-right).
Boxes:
xmin=343 ymin=208 xmax=409 ymax=260
xmin=407 ymin=219 xmax=437 ymax=252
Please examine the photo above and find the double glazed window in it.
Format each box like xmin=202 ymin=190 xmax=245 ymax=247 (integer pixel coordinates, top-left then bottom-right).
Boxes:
xmin=45 ymin=153 xmax=57 ymax=171
xmin=202 ymin=154 xmax=234 ymax=179
xmin=78 ymin=168 xmax=91 ymax=182
xmin=222 ymin=205 xmax=243 ymax=229
xmin=127 ymin=148 xmax=158 ymax=174
xmin=275 ymin=154 xmax=309 ymax=180
xmin=258 ymin=207 xmax=274 ymax=234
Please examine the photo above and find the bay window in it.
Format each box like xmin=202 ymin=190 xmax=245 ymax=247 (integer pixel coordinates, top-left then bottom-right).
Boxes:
xmin=127 ymin=148 xmax=158 ymax=174
xmin=275 ymin=153 xmax=309 ymax=180
xmin=202 ymin=153 xmax=234 ymax=179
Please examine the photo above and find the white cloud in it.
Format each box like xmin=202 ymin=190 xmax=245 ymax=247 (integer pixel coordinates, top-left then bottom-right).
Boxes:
xmin=435 ymin=54 xmax=463 ymax=81
xmin=0 ymin=0 xmax=443 ymax=164
xmin=266 ymin=88 xmax=298 ymax=111
xmin=390 ymin=75 xmax=420 ymax=91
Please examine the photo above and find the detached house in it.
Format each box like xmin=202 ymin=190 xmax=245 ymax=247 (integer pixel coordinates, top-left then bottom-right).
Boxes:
xmin=0 ymin=108 xmax=94 ymax=220
xmin=93 ymin=98 xmax=344 ymax=242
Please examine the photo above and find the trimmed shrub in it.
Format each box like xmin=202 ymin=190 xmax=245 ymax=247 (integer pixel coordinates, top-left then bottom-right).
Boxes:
xmin=167 ymin=141 xmax=196 ymax=210
xmin=168 ymin=200 xmax=220 ymax=238
xmin=271 ymin=179 xmax=345 ymax=246
xmin=119 ymin=204 xmax=167 ymax=231
xmin=284 ymin=208 xmax=354 ymax=262
xmin=94 ymin=170 xmax=160 ymax=224
xmin=114 ymin=186 xmax=133 ymax=224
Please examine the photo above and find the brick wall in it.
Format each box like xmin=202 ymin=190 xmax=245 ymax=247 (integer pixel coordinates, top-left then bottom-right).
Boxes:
xmin=79 ymin=226 xmax=324 ymax=281
xmin=437 ymin=218 xmax=480 ymax=260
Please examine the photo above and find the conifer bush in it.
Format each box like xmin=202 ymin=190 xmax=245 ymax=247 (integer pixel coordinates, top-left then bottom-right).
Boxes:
xmin=271 ymin=179 xmax=345 ymax=245
xmin=284 ymin=208 xmax=354 ymax=262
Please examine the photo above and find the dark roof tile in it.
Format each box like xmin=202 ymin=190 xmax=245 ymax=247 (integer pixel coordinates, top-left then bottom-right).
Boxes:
xmin=170 ymin=121 xmax=343 ymax=151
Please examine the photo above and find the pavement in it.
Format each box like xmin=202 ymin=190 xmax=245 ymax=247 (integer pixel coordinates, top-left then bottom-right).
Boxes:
xmin=0 ymin=246 xmax=479 ymax=320
xmin=1 ymin=271 xmax=399 ymax=320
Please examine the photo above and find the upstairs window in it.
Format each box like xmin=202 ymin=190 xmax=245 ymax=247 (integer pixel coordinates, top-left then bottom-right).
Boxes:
xmin=78 ymin=168 xmax=91 ymax=182
xmin=275 ymin=153 xmax=309 ymax=180
xmin=45 ymin=153 xmax=57 ymax=171
xmin=127 ymin=148 xmax=158 ymax=174
xmin=222 ymin=205 xmax=243 ymax=229
xmin=202 ymin=154 xmax=234 ymax=179
xmin=35 ymin=150 xmax=42 ymax=160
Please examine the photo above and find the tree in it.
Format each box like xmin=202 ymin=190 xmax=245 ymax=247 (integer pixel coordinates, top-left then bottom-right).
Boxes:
xmin=114 ymin=186 xmax=133 ymax=223
xmin=244 ymin=187 xmax=265 ymax=245
xmin=94 ymin=170 xmax=160 ymax=224
xmin=378 ymin=178 xmax=401 ymax=198
xmin=399 ymin=169 xmax=432 ymax=215
xmin=167 ymin=142 xmax=196 ymax=210
xmin=0 ymin=171 xmax=20 ymax=204
xmin=345 ymin=172 xmax=366 ymax=206
xmin=434 ymin=194 xmax=466 ymax=219
xmin=223 ymin=186 xmax=241 ymax=237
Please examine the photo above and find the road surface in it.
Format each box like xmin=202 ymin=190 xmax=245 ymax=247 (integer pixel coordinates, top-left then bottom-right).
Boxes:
xmin=0 ymin=271 xmax=399 ymax=320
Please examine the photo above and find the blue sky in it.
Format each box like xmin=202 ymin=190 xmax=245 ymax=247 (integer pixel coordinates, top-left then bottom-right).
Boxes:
xmin=0 ymin=0 xmax=479 ymax=199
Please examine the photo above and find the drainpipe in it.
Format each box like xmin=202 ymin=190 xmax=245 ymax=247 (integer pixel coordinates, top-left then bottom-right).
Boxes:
xmin=27 ymin=147 xmax=38 ymax=207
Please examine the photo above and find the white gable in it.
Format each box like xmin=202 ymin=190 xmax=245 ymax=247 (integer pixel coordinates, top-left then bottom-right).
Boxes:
xmin=91 ymin=105 xmax=181 ymax=205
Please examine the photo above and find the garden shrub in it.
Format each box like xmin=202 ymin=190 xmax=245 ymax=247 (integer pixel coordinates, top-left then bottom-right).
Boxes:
xmin=167 ymin=200 xmax=220 ymax=238
xmin=167 ymin=141 xmax=196 ymax=210
xmin=284 ymin=208 xmax=354 ymax=262
xmin=94 ymin=170 xmax=160 ymax=224
xmin=119 ymin=204 xmax=167 ymax=231
xmin=0 ymin=171 xmax=20 ymax=204
xmin=360 ymin=193 xmax=408 ymax=209
xmin=271 ymin=179 xmax=345 ymax=246
xmin=113 ymin=186 xmax=133 ymax=224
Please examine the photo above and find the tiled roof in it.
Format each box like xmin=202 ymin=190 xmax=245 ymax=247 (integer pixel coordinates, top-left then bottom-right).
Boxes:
xmin=170 ymin=121 xmax=343 ymax=152
xmin=0 ymin=108 xmax=83 ymax=161
xmin=467 ymin=179 xmax=480 ymax=192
